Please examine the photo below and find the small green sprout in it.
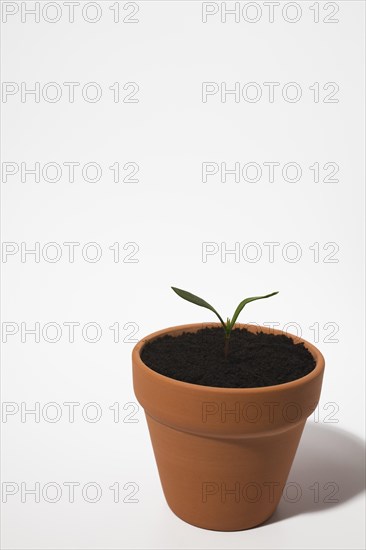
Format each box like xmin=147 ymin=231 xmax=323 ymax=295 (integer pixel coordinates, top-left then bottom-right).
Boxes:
xmin=171 ymin=287 xmax=279 ymax=358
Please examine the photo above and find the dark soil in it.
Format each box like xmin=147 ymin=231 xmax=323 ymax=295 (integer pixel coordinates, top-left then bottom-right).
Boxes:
xmin=141 ymin=327 xmax=316 ymax=388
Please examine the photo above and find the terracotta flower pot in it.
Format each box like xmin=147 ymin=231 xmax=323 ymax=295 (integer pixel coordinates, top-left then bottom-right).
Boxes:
xmin=132 ymin=323 xmax=325 ymax=531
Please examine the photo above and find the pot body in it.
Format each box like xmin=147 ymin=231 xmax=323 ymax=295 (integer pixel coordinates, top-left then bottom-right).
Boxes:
xmin=132 ymin=323 xmax=325 ymax=531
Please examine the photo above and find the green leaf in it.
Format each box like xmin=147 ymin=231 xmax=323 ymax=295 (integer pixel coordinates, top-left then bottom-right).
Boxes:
xmin=171 ymin=287 xmax=226 ymax=328
xmin=229 ymin=291 xmax=279 ymax=330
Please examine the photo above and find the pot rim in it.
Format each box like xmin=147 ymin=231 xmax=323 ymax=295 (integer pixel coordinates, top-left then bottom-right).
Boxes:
xmin=132 ymin=322 xmax=325 ymax=394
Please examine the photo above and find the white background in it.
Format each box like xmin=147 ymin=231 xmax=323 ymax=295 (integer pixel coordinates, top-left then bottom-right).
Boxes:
xmin=1 ymin=1 xmax=365 ymax=548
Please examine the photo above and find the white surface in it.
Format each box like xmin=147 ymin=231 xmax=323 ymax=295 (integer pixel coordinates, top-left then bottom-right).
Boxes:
xmin=1 ymin=1 xmax=365 ymax=549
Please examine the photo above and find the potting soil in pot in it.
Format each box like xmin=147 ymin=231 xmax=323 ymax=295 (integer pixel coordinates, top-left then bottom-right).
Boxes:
xmin=141 ymin=327 xmax=316 ymax=388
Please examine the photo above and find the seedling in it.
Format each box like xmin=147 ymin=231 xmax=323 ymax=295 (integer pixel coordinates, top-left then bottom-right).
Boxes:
xmin=171 ymin=287 xmax=278 ymax=358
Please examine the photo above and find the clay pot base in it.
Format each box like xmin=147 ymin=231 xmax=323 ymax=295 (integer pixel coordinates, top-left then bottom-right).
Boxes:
xmin=146 ymin=411 xmax=306 ymax=531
